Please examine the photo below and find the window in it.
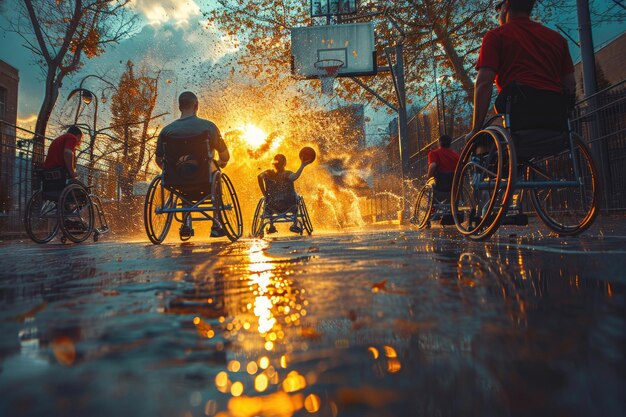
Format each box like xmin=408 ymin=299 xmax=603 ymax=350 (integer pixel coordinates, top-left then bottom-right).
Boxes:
xmin=0 ymin=87 xmax=6 ymax=121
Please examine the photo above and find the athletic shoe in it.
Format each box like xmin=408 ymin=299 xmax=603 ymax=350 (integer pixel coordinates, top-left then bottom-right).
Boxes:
xmin=210 ymin=226 xmax=226 ymax=238
xmin=289 ymin=224 xmax=303 ymax=234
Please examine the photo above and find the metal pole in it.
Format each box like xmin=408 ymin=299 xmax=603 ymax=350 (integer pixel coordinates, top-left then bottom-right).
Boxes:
xmin=576 ymin=0 xmax=611 ymax=207
xmin=394 ymin=43 xmax=411 ymax=222
xmin=576 ymin=0 xmax=597 ymax=98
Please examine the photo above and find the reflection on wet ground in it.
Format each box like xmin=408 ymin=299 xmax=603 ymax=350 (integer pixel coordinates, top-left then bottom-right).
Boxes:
xmin=0 ymin=222 xmax=625 ymax=417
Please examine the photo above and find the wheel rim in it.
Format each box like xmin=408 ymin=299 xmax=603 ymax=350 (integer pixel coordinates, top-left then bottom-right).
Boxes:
xmin=413 ymin=186 xmax=433 ymax=229
xmin=252 ymin=198 xmax=265 ymax=237
xmin=217 ymin=173 xmax=243 ymax=241
xmin=58 ymin=185 xmax=94 ymax=243
xmin=452 ymin=129 xmax=515 ymax=240
xmin=25 ymin=190 xmax=59 ymax=243
xmin=529 ymin=134 xmax=600 ymax=235
xmin=299 ymin=197 xmax=313 ymax=234
xmin=144 ymin=176 xmax=174 ymax=244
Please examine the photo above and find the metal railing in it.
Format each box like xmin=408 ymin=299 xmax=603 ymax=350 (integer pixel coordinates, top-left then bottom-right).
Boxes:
xmin=404 ymin=79 xmax=626 ymax=212
xmin=0 ymin=120 xmax=159 ymax=237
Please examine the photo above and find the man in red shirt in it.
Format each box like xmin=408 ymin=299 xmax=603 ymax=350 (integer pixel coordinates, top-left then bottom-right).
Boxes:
xmin=427 ymin=134 xmax=459 ymax=182
xmin=468 ymin=0 xmax=576 ymax=141
xmin=43 ymin=125 xmax=83 ymax=179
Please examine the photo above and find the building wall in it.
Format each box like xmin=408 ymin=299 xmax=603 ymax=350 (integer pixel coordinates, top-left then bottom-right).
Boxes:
xmin=0 ymin=59 xmax=19 ymax=215
xmin=574 ymin=32 xmax=626 ymax=97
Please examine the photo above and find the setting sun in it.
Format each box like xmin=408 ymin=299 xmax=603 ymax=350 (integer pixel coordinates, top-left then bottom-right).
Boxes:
xmin=242 ymin=124 xmax=268 ymax=150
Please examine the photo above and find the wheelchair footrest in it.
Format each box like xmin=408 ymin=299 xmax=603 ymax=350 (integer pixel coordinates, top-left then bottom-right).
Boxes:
xmin=501 ymin=213 xmax=528 ymax=226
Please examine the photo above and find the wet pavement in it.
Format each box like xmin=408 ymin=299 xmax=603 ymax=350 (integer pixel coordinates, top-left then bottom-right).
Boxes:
xmin=0 ymin=220 xmax=625 ymax=417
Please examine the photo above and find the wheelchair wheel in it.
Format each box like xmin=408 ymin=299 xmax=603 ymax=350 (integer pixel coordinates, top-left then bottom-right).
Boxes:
xmin=144 ymin=175 xmax=175 ymax=244
xmin=24 ymin=190 xmax=59 ymax=244
xmin=298 ymin=197 xmax=313 ymax=235
xmin=58 ymin=184 xmax=94 ymax=243
xmin=252 ymin=198 xmax=265 ymax=238
xmin=215 ymin=172 xmax=243 ymax=242
xmin=451 ymin=128 xmax=517 ymax=241
xmin=412 ymin=184 xmax=433 ymax=230
xmin=528 ymin=134 xmax=600 ymax=236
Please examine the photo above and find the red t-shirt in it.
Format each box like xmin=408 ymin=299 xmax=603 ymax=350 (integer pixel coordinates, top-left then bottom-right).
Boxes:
xmin=476 ymin=17 xmax=574 ymax=93
xmin=428 ymin=147 xmax=459 ymax=172
xmin=43 ymin=133 xmax=80 ymax=169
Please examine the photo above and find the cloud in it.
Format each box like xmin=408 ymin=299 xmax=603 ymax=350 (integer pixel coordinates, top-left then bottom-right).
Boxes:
xmin=130 ymin=0 xmax=201 ymax=26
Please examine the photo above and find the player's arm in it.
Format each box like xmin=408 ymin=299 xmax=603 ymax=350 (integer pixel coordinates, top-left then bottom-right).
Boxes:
xmin=427 ymin=162 xmax=437 ymax=179
xmin=257 ymin=171 xmax=268 ymax=196
xmin=64 ymin=149 xmax=77 ymax=178
xmin=288 ymin=162 xmax=307 ymax=182
xmin=213 ymin=127 xmax=230 ymax=168
xmin=468 ymin=67 xmax=496 ymax=138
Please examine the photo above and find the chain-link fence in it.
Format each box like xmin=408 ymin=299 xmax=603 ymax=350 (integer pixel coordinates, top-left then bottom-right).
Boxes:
xmin=0 ymin=120 xmax=158 ymax=238
xmin=407 ymin=80 xmax=626 ymax=212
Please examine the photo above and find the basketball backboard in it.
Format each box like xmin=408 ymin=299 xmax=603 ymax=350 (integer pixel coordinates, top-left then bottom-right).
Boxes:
xmin=291 ymin=22 xmax=376 ymax=79
xmin=310 ymin=0 xmax=358 ymax=17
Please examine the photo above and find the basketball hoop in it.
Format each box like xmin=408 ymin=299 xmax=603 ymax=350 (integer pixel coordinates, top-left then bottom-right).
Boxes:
xmin=314 ymin=59 xmax=344 ymax=96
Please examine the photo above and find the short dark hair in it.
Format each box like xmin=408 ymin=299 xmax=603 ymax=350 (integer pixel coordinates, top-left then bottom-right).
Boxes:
xmin=67 ymin=125 xmax=82 ymax=137
xmin=508 ymin=0 xmax=535 ymax=14
xmin=438 ymin=134 xmax=452 ymax=148
xmin=273 ymin=154 xmax=287 ymax=167
xmin=179 ymin=91 xmax=198 ymax=110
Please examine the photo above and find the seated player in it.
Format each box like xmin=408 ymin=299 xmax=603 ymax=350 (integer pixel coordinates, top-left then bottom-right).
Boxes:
xmin=43 ymin=125 xmax=83 ymax=182
xmin=467 ymin=0 xmax=575 ymax=158
xmin=155 ymin=91 xmax=229 ymax=238
xmin=257 ymin=153 xmax=312 ymax=234
xmin=426 ymin=134 xmax=459 ymax=195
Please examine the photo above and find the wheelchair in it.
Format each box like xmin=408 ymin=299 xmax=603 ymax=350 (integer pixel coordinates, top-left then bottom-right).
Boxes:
xmin=450 ymin=113 xmax=600 ymax=241
xmin=411 ymin=171 xmax=456 ymax=229
xmin=251 ymin=195 xmax=313 ymax=238
xmin=24 ymin=168 xmax=110 ymax=244
xmin=143 ymin=132 xmax=243 ymax=244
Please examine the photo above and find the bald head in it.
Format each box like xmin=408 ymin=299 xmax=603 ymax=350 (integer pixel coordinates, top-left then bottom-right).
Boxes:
xmin=178 ymin=91 xmax=198 ymax=112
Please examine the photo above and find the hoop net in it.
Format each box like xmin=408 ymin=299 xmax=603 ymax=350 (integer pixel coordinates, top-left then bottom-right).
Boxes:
xmin=314 ymin=59 xmax=344 ymax=96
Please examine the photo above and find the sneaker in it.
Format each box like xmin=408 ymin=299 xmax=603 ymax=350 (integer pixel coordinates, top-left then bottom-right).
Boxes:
xmin=64 ymin=219 xmax=85 ymax=231
xmin=289 ymin=224 xmax=303 ymax=234
xmin=267 ymin=224 xmax=278 ymax=234
xmin=179 ymin=224 xmax=194 ymax=239
xmin=210 ymin=226 xmax=226 ymax=238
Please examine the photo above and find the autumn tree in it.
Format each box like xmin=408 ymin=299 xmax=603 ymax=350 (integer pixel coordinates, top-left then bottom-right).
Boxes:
xmin=9 ymin=0 xmax=136 ymax=164
xmin=109 ymin=61 xmax=161 ymax=200
xmin=205 ymin=0 xmax=496 ymax=107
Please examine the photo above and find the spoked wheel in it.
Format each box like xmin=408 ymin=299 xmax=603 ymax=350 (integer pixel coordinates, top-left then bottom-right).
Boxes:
xmin=298 ymin=197 xmax=313 ymax=235
xmin=451 ymin=128 xmax=517 ymax=241
xmin=58 ymin=184 xmax=94 ymax=243
xmin=24 ymin=190 xmax=59 ymax=244
xmin=412 ymin=185 xmax=433 ymax=230
xmin=528 ymin=133 xmax=600 ymax=235
xmin=214 ymin=172 xmax=243 ymax=242
xmin=144 ymin=175 xmax=175 ymax=244
xmin=252 ymin=198 xmax=266 ymax=238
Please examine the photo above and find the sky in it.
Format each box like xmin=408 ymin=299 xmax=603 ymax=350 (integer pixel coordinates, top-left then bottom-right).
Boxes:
xmin=0 ymin=0 xmax=624 ymax=137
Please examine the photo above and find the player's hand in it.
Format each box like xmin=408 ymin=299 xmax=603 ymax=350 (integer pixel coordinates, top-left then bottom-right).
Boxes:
xmin=217 ymin=160 xmax=228 ymax=168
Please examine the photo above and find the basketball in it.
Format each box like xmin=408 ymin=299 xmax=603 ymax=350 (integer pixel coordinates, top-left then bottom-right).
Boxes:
xmin=299 ymin=146 xmax=317 ymax=163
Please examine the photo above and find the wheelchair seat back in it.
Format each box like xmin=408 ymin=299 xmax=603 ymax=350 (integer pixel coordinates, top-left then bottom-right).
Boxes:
xmin=162 ymin=132 xmax=213 ymax=200
xmin=512 ymin=129 xmax=568 ymax=160
xmin=433 ymin=171 xmax=454 ymax=193
xmin=262 ymin=173 xmax=297 ymax=214
xmin=40 ymin=168 xmax=67 ymax=200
